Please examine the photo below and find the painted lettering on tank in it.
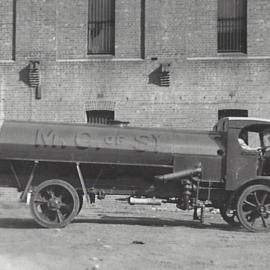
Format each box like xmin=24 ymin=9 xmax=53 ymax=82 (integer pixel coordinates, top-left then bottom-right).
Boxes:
xmin=133 ymin=134 xmax=158 ymax=151
xmin=35 ymin=129 xmax=66 ymax=148
xmin=74 ymin=132 xmax=91 ymax=150
xmin=104 ymin=135 xmax=126 ymax=146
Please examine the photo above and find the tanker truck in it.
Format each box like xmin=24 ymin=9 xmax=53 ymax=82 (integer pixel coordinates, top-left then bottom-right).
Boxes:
xmin=0 ymin=117 xmax=270 ymax=232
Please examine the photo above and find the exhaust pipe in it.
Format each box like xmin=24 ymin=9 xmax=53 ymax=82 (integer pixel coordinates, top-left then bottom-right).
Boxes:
xmin=128 ymin=197 xmax=162 ymax=206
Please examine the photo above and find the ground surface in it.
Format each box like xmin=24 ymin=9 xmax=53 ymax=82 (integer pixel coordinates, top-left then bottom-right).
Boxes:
xmin=0 ymin=196 xmax=270 ymax=270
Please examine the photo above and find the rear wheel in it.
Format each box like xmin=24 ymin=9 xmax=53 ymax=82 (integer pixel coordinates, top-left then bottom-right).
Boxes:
xmin=220 ymin=206 xmax=240 ymax=227
xmin=237 ymin=184 xmax=270 ymax=232
xmin=30 ymin=179 xmax=79 ymax=228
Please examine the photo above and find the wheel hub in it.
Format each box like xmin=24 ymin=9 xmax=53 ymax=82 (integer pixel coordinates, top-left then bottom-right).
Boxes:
xmin=48 ymin=198 xmax=61 ymax=210
xmin=258 ymin=205 xmax=266 ymax=214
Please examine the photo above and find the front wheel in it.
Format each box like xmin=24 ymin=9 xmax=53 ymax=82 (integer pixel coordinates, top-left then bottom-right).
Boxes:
xmin=237 ymin=184 xmax=270 ymax=232
xmin=30 ymin=179 xmax=80 ymax=228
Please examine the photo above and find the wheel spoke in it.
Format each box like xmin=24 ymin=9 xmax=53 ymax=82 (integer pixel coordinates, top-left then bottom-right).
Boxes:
xmin=34 ymin=195 xmax=48 ymax=205
xmin=261 ymin=215 xmax=268 ymax=228
xmin=261 ymin=193 xmax=268 ymax=204
xmin=243 ymin=200 xmax=256 ymax=208
xmin=34 ymin=199 xmax=48 ymax=204
xmin=59 ymin=202 xmax=68 ymax=208
xmin=243 ymin=210 xmax=253 ymax=217
xmin=253 ymin=192 xmax=260 ymax=205
xmin=56 ymin=209 xmax=64 ymax=223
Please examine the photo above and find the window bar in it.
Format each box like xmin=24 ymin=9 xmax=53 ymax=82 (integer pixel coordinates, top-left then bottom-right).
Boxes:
xmin=231 ymin=0 xmax=235 ymax=52
xmin=101 ymin=0 xmax=105 ymax=52
xmin=97 ymin=0 xmax=100 ymax=53
xmin=106 ymin=0 xmax=109 ymax=53
xmin=230 ymin=0 xmax=232 ymax=51
xmin=100 ymin=0 xmax=102 ymax=53
xmin=235 ymin=0 xmax=238 ymax=51
xmin=238 ymin=0 xmax=241 ymax=52
xmin=112 ymin=0 xmax=115 ymax=54
xmin=220 ymin=0 xmax=224 ymax=52
xmin=225 ymin=0 xmax=228 ymax=51
xmin=218 ymin=0 xmax=221 ymax=51
xmin=242 ymin=0 xmax=247 ymax=53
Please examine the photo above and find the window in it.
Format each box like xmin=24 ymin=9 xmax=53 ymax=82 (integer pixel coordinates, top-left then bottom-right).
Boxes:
xmin=218 ymin=0 xmax=247 ymax=53
xmin=218 ymin=109 xmax=248 ymax=120
xmin=88 ymin=0 xmax=115 ymax=55
xmin=86 ymin=110 xmax=115 ymax=124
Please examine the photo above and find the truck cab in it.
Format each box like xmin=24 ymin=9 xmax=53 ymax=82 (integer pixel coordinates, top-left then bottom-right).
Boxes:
xmin=211 ymin=117 xmax=270 ymax=232
xmin=215 ymin=117 xmax=270 ymax=190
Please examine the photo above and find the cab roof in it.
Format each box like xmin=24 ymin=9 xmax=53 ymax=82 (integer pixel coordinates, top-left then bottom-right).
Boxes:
xmin=214 ymin=117 xmax=270 ymax=132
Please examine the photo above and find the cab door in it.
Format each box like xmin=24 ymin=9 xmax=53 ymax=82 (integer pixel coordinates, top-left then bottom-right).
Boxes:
xmin=225 ymin=128 xmax=260 ymax=190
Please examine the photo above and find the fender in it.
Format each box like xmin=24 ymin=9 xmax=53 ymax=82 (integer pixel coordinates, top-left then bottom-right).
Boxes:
xmin=225 ymin=176 xmax=270 ymax=209
xmin=236 ymin=176 xmax=270 ymax=190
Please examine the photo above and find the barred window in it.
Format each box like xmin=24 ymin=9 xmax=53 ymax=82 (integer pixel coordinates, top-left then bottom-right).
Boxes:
xmin=218 ymin=0 xmax=247 ymax=53
xmin=86 ymin=110 xmax=115 ymax=124
xmin=218 ymin=109 xmax=248 ymax=120
xmin=88 ymin=0 xmax=115 ymax=55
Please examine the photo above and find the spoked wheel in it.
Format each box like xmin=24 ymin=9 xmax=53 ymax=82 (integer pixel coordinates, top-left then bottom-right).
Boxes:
xmin=30 ymin=180 xmax=80 ymax=228
xmin=237 ymin=184 xmax=270 ymax=232
xmin=220 ymin=206 xmax=240 ymax=227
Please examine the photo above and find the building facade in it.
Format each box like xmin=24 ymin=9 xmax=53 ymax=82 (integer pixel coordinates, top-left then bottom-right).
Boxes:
xmin=0 ymin=0 xmax=270 ymax=130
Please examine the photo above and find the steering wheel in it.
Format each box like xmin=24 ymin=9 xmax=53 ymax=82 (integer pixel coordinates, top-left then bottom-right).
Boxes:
xmin=257 ymin=145 xmax=270 ymax=153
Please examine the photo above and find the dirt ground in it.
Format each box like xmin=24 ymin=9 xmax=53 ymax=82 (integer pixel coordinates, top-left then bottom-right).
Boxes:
xmin=0 ymin=196 xmax=270 ymax=270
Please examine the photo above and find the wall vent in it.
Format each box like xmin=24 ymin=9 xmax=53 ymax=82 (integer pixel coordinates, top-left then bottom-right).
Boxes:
xmin=160 ymin=63 xmax=171 ymax=87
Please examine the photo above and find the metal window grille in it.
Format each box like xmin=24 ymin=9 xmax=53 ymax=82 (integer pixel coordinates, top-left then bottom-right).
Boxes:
xmin=218 ymin=109 xmax=248 ymax=120
xmin=86 ymin=110 xmax=115 ymax=124
xmin=218 ymin=0 xmax=247 ymax=53
xmin=88 ymin=0 xmax=115 ymax=55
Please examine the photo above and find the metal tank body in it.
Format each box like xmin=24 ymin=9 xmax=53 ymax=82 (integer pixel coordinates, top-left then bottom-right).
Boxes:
xmin=0 ymin=120 xmax=224 ymax=200
xmin=0 ymin=121 xmax=223 ymax=177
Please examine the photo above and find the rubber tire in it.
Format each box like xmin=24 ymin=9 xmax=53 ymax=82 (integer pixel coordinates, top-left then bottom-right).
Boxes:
xmin=237 ymin=184 xmax=270 ymax=232
xmin=219 ymin=206 xmax=240 ymax=227
xmin=30 ymin=179 xmax=80 ymax=228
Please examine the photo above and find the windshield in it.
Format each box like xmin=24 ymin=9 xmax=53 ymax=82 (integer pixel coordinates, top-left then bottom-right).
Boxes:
xmin=262 ymin=129 xmax=270 ymax=147
xmin=238 ymin=125 xmax=270 ymax=150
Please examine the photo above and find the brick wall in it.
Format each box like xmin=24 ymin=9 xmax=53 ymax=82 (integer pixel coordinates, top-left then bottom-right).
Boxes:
xmin=0 ymin=0 xmax=270 ymax=132
xmin=248 ymin=0 xmax=270 ymax=56
xmin=0 ymin=0 xmax=14 ymax=60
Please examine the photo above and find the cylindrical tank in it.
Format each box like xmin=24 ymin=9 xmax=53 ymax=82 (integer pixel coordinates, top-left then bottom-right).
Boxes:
xmin=0 ymin=120 xmax=222 ymax=171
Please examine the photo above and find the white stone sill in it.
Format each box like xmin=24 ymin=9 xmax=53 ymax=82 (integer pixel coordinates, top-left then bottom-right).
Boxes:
xmin=187 ymin=56 xmax=270 ymax=61
xmin=56 ymin=58 xmax=144 ymax=63
xmin=0 ymin=60 xmax=15 ymax=63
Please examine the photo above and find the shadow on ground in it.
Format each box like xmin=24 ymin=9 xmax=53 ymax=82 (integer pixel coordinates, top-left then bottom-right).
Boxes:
xmin=75 ymin=215 xmax=242 ymax=232
xmin=0 ymin=218 xmax=40 ymax=229
xmin=0 ymin=215 xmax=243 ymax=232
